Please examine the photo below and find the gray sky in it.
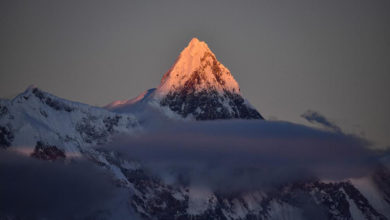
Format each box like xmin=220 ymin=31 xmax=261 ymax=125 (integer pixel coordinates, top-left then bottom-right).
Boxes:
xmin=1 ymin=0 xmax=389 ymax=148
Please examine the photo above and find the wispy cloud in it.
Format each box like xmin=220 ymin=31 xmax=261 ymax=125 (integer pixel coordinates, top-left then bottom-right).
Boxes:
xmin=301 ymin=110 xmax=341 ymax=132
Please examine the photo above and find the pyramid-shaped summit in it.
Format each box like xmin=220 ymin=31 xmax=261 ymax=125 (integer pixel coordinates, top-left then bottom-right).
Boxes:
xmin=106 ymin=38 xmax=263 ymax=120
xmin=155 ymin=38 xmax=240 ymax=98
xmin=154 ymin=37 xmax=263 ymax=120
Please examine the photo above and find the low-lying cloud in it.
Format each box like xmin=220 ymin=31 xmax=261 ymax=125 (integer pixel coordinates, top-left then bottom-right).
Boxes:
xmin=103 ymin=119 xmax=379 ymax=192
xmin=0 ymin=151 xmax=117 ymax=220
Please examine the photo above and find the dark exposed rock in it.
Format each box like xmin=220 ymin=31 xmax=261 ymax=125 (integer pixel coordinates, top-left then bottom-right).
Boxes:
xmin=373 ymin=165 xmax=390 ymax=203
xmin=103 ymin=115 xmax=121 ymax=132
xmin=342 ymin=181 xmax=386 ymax=220
xmin=76 ymin=116 xmax=109 ymax=144
xmin=0 ymin=105 xmax=8 ymax=118
xmin=31 ymin=141 xmax=66 ymax=161
xmin=161 ymin=89 xmax=263 ymax=120
xmin=0 ymin=125 xmax=13 ymax=148
xmin=40 ymin=109 xmax=48 ymax=118
xmin=32 ymin=88 xmax=74 ymax=112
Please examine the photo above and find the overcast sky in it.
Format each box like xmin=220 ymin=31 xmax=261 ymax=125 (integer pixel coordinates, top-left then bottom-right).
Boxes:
xmin=1 ymin=0 xmax=389 ymax=148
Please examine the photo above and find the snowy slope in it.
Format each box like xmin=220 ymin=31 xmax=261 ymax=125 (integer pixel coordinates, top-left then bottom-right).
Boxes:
xmin=0 ymin=85 xmax=141 ymax=155
xmin=1 ymin=86 xmax=390 ymax=220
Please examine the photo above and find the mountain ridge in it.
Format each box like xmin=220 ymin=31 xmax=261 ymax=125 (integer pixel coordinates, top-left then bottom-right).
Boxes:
xmin=2 ymin=38 xmax=390 ymax=220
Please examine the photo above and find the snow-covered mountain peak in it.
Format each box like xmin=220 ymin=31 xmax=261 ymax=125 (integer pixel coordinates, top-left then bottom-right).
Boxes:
xmin=11 ymin=86 xmax=47 ymax=104
xmin=155 ymin=37 xmax=240 ymax=99
xmin=0 ymin=86 xmax=141 ymax=153
xmin=26 ymin=84 xmax=38 ymax=91
xmin=11 ymin=86 xmax=79 ymax=111
xmin=107 ymin=38 xmax=263 ymax=120
xmin=175 ymin=37 xmax=211 ymax=62
xmin=16 ymin=84 xmax=39 ymax=98
xmin=186 ymin=37 xmax=209 ymax=55
xmin=14 ymin=85 xmax=51 ymax=99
